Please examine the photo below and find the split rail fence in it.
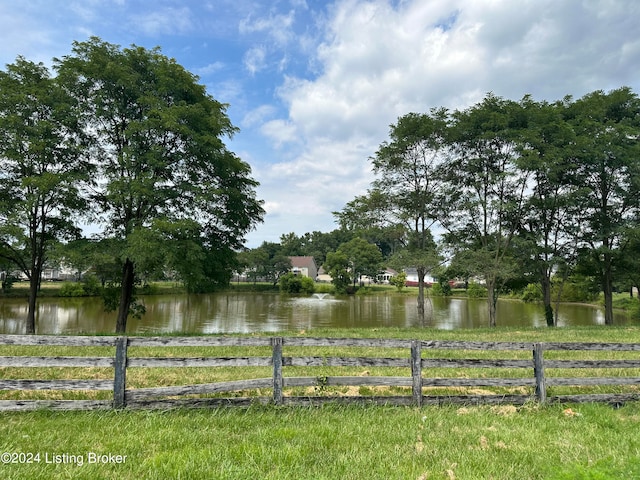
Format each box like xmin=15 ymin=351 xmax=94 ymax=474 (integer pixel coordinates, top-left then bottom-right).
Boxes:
xmin=0 ymin=334 xmax=639 ymax=411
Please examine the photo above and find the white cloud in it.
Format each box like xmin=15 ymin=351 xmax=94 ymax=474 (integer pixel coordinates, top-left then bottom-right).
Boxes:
xmin=241 ymin=105 xmax=277 ymax=128
xmin=245 ymin=0 xmax=640 ymax=246
xmin=239 ymin=9 xmax=296 ymax=47
xmin=195 ymin=61 xmax=225 ymax=77
xmin=243 ymin=45 xmax=267 ymax=74
xmin=260 ymin=119 xmax=299 ymax=148
xmin=131 ymin=7 xmax=193 ymax=36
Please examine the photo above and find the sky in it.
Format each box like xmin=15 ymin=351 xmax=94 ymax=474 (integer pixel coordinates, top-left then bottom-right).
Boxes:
xmin=1 ymin=1 xmax=639 ymax=248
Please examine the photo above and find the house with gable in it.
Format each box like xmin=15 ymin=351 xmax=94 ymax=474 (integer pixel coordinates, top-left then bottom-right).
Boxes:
xmin=288 ymin=256 xmax=318 ymax=280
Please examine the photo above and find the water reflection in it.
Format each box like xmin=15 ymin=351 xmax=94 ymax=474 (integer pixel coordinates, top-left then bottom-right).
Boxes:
xmin=0 ymin=292 xmax=630 ymax=335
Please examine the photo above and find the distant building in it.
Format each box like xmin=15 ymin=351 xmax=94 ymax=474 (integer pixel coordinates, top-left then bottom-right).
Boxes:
xmin=289 ymin=256 xmax=318 ymax=280
xmin=377 ymin=268 xmax=398 ymax=284
xmin=403 ymin=268 xmax=437 ymax=287
xmin=316 ymin=265 xmax=332 ymax=283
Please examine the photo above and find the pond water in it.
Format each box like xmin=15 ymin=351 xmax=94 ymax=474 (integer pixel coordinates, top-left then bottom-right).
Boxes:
xmin=0 ymin=292 xmax=632 ymax=335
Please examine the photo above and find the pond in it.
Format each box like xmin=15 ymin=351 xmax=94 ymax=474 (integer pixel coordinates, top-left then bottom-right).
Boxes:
xmin=0 ymin=292 xmax=631 ymax=335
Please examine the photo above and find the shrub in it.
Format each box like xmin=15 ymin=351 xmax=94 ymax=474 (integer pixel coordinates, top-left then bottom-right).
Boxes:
xmin=432 ymin=281 xmax=452 ymax=297
xmin=552 ymin=275 xmax=600 ymax=302
xmin=388 ymin=272 xmax=407 ymax=292
xmin=81 ymin=275 xmax=102 ymax=296
xmin=140 ymin=282 xmax=160 ymax=295
xmin=466 ymin=282 xmax=487 ymax=298
xmin=59 ymin=282 xmax=85 ymax=297
xmin=1 ymin=275 xmax=15 ymax=293
xmin=279 ymin=273 xmax=315 ymax=294
xmin=521 ymin=283 xmax=543 ymax=303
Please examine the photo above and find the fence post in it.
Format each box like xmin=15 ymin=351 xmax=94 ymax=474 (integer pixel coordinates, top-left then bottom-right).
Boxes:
xmin=411 ymin=340 xmax=422 ymax=407
xmin=271 ymin=337 xmax=284 ymax=405
xmin=113 ymin=336 xmax=128 ymax=409
xmin=533 ymin=343 xmax=546 ymax=404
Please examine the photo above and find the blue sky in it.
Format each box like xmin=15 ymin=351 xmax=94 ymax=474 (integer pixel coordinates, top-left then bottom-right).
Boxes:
xmin=1 ymin=1 xmax=639 ymax=247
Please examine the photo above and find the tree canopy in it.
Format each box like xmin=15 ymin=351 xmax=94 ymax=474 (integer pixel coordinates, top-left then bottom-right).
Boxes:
xmin=0 ymin=39 xmax=264 ymax=333
xmin=337 ymin=87 xmax=640 ymax=327
xmin=0 ymin=57 xmax=91 ymax=333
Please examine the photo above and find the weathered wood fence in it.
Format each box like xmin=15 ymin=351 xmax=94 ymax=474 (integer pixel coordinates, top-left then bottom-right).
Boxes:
xmin=1 ymin=334 xmax=639 ymax=411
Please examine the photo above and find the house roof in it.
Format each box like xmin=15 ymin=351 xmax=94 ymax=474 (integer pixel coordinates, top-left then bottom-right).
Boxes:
xmin=289 ymin=256 xmax=317 ymax=269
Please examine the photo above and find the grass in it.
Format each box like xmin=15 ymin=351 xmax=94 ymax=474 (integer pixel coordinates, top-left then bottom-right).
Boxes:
xmin=1 ymin=402 xmax=639 ymax=479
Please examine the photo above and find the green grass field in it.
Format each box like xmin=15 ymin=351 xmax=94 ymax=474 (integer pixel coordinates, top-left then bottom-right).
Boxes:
xmin=1 ymin=402 xmax=639 ymax=479
xmin=1 ymin=326 xmax=640 ymax=479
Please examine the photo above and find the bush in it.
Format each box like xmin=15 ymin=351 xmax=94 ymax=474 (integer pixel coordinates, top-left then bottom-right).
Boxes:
xmin=388 ymin=272 xmax=406 ymax=292
xmin=140 ymin=282 xmax=160 ymax=295
xmin=552 ymin=275 xmax=600 ymax=303
xmin=81 ymin=275 xmax=102 ymax=296
xmin=59 ymin=282 xmax=85 ymax=297
xmin=1 ymin=275 xmax=15 ymax=293
xmin=432 ymin=281 xmax=452 ymax=297
xmin=466 ymin=282 xmax=487 ymax=298
xmin=279 ymin=273 xmax=315 ymax=294
xmin=521 ymin=283 xmax=543 ymax=303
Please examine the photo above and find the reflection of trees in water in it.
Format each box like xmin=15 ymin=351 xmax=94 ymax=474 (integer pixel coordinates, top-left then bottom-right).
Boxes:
xmin=0 ymin=294 xmax=627 ymax=335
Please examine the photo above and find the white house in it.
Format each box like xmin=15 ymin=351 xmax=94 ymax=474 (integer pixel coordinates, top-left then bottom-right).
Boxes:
xmin=403 ymin=268 xmax=437 ymax=287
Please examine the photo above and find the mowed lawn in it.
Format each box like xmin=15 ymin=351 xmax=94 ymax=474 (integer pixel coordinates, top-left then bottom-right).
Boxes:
xmin=1 ymin=402 xmax=639 ymax=480
xmin=1 ymin=326 xmax=640 ymax=479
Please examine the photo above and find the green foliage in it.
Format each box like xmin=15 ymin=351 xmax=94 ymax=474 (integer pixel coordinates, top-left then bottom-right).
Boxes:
xmin=431 ymin=281 xmax=452 ymax=297
xmin=1 ymin=275 xmax=14 ymax=293
xmin=323 ymin=250 xmax=351 ymax=294
xmin=140 ymin=283 xmax=160 ymax=295
xmin=81 ymin=275 xmax=102 ymax=296
xmin=0 ymin=56 xmax=92 ymax=332
xmin=521 ymin=283 xmax=543 ymax=303
xmin=338 ymin=237 xmax=384 ymax=282
xmin=278 ymin=273 xmax=315 ymax=294
xmin=52 ymin=37 xmax=264 ymax=332
xmin=466 ymin=282 xmax=488 ymax=298
xmin=553 ymin=275 xmax=600 ymax=302
xmin=389 ymin=271 xmax=407 ymax=292
xmin=239 ymin=242 xmax=291 ymax=286
xmin=59 ymin=282 xmax=85 ymax=297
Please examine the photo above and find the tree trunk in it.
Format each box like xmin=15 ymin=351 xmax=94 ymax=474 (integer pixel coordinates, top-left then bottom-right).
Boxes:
xmin=602 ymin=261 xmax=614 ymax=325
xmin=115 ymin=258 xmax=135 ymax=333
xmin=486 ymin=277 xmax=497 ymax=327
xmin=26 ymin=271 xmax=40 ymax=334
xmin=540 ymin=274 xmax=554 ymax=327
xmin=417 ymin=266 xmax=425 ymax=326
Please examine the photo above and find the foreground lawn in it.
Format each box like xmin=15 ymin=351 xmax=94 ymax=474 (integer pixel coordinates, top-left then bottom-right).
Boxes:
xmin=1 ymin=402 xmax=639 ymax=480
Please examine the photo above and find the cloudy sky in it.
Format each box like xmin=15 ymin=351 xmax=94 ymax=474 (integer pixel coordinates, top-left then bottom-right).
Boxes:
xmin=1 ymin=1 xmax=639 ymax=247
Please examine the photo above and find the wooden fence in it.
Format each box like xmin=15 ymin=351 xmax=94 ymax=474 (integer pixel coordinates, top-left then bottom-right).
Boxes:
xmin=0 ymin=334 xmax=639 ymax=411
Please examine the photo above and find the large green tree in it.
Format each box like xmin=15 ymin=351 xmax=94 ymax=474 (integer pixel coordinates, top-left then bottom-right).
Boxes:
xmin=517 ymin=97 xmax=582 ymax=326
xmin=0 ymin=57 xmax=91 ymax=334
xmin=346 ymin=111 xmax=447 ymax=322
xmin=566 ymin=87 xmax=640 ymax=325
xmin=338 ymin=237 xmax=383 ymax=286
xmin=239 ymin=241 xmax=291 ymax=285
xmin=441 ymin=94 xmax=529 ymax=327
xmin=56 ymin=38 xmax=264 ymax=332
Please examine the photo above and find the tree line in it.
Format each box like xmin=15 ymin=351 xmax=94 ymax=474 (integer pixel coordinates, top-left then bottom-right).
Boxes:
xmin=0 ymin=38 xmax=264 ymax=334
xmin=236 ymin=87 xmax=640 ymax=329
xmin=335 ymin=87 xmax=640 ymax=327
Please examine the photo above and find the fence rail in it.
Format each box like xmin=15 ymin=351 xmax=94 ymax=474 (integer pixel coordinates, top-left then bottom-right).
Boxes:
xmin=0 ymin=334 xmax=639 ymax=411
